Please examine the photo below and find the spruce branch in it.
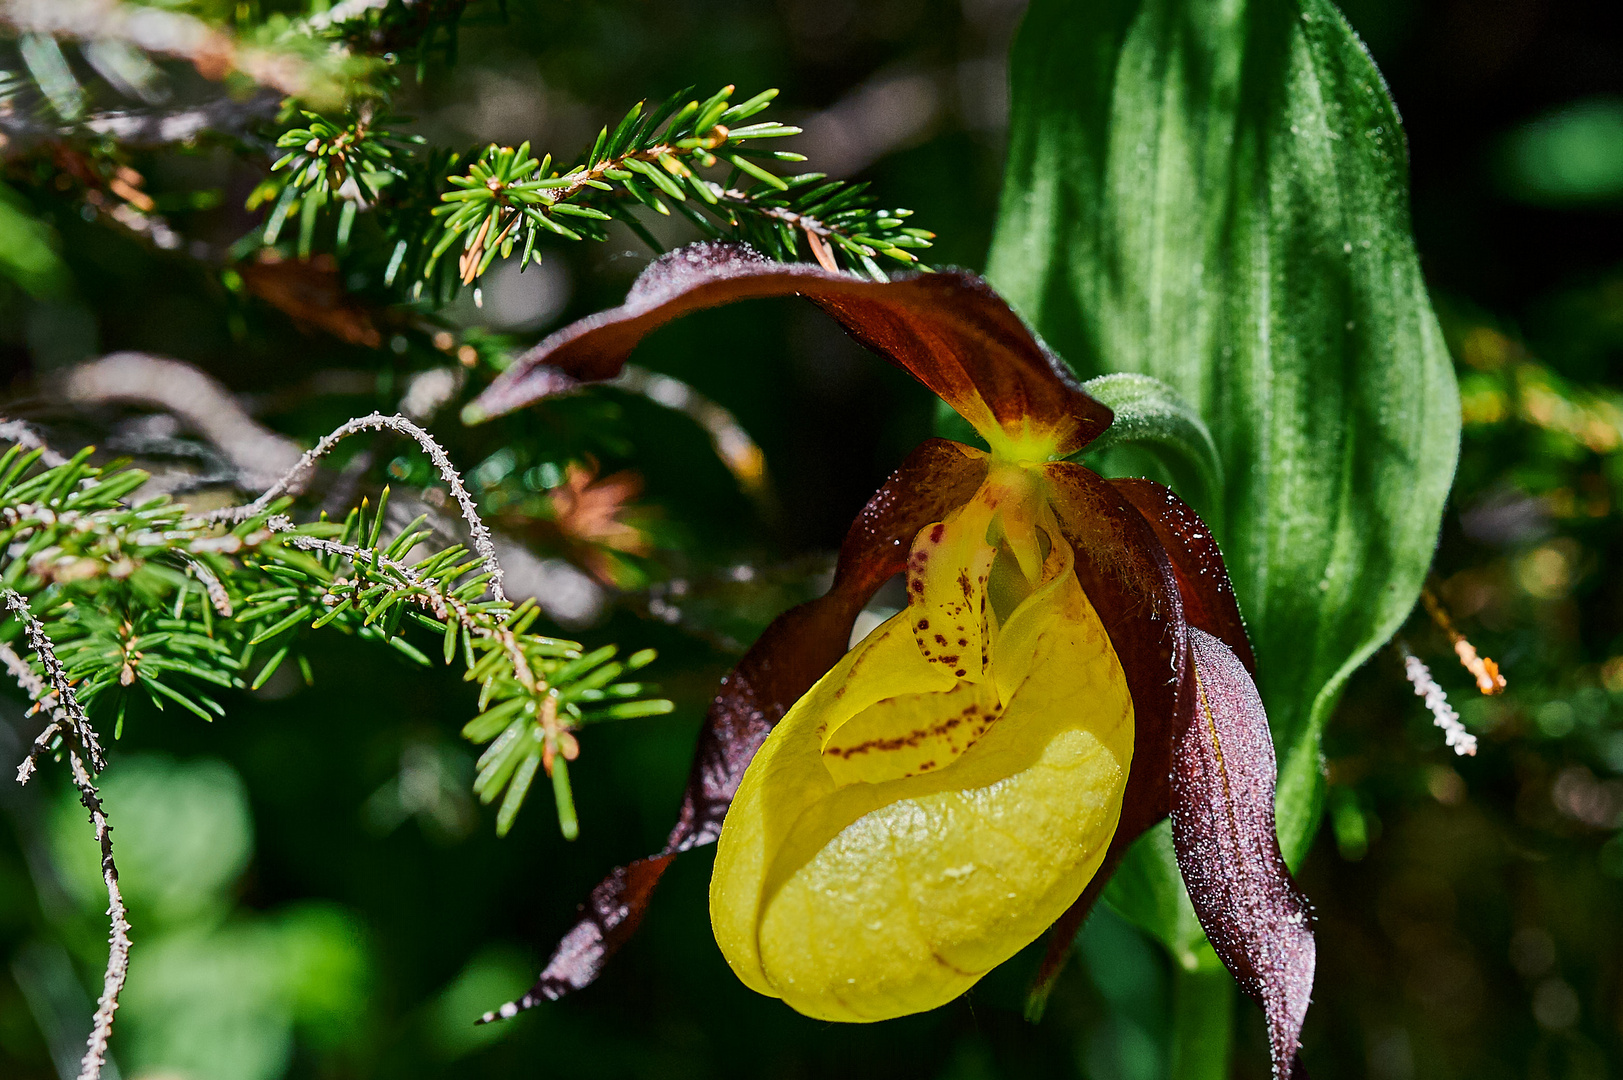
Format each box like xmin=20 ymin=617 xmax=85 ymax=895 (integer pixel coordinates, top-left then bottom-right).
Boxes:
xmin=421 ymin=86 xmax=934 ymax=284
xmin=0 ymin=425 xmax=669 ymax=837
xmin=257 ymin=493 xmax=669 ymax=838
xmin=253 ymin=108 xmax=424 ymax=258
xmin=0 ymin=415 xmax=653 ymax=1080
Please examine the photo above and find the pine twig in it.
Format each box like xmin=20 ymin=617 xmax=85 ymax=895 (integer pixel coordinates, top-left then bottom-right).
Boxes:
xmin=212 ymin=412 xmax=508 ymax=604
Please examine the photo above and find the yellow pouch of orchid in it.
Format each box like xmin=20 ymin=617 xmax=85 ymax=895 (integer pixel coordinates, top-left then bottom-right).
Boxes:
xmin=710 ymin=468 xmax=1134 ymax=1022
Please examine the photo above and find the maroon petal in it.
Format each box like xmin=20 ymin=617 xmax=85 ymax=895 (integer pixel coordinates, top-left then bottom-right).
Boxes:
xmin=1031 ymin=463 xmax=1192 ymax=999
xmin=1175 ymin=627 xmax=1315 ymax=1077
xmin=478 ymin=853 xmax=675 ymax=1021
xmin=1113 ymin=478 xmax=1255 ymax=672
xmin=483 ymin=439 xmax=988 ymax=1021
xmin=467 ymin=242 xmax=1112 ymax=456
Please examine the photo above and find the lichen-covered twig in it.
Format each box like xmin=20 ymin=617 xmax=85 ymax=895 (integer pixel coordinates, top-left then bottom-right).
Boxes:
xmin=3 ymin=590 xmax=106 ymax=777
xmin=1 ymin=640 xmax=65 ymax=780
xmin=1398 ymin=642 xmax=1479 ymax=757
xmin=67 ymin=749 xmax=129 ymax=1080
xmin=0 ymin=641 xmax=127 ymax=1080
xmin=213 ymin=412 xmax=507 ymax=603
xmin=184 ymin=557 xmax=234 ymax=617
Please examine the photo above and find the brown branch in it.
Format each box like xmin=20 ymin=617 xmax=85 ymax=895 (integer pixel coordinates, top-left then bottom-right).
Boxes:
xmin=60 ymin=353 xmax=305 ymax=492
xmin=0 ymin=91 xmax=283 ymax=151
xmin=1421 ymin=584 xmax=1507 ymax=695
xmin=46 ymin=359 xmax=603 ymax=622
xmin=608 ymin=364 xmax=769 ymax=501
xmin=0 ymin=419 xmax=69 ymax=468
xmin=1 ymin=0 xmax=343 ymax=102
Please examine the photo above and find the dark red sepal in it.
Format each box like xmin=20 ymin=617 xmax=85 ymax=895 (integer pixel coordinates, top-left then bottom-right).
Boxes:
xmin=482 ymin=440 xmax=988 ymax=1021
xmin=1175 ymin=628 xmax=1315 ymax=1078
xmin=1113 ymin=478 xmax=1255 ymax=672
xmin=468 ymin=242 xmax=1113 ymax=456
xmin=478 ymin=853 xmax=675 ymax=1021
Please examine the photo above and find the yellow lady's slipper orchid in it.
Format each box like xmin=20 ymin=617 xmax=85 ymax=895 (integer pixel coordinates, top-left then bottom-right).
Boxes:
xmin=713 ymin=459 xmax=1132 ymax=1020
xmin=468 ymin=243 xmax=1315 ymax=1077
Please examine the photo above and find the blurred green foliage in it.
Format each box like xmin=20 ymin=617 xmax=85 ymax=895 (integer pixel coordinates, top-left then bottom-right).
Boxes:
xmin=0 ymin=1 xmax=1620 ymax=1079
xmin=48 ymin=756 xmax=371 ymax=1080
xmin=1496 ymin=98 xmax=1623 ymax=206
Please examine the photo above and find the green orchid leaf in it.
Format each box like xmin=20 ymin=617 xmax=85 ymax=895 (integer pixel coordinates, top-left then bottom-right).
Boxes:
xmin=987 ymin=0 xmax=1460 ymax=941
xmin=1101 ymin=821 xmax=1208 ymax=971
xmin=1078 ymin=372 xmax=1224 ymax=527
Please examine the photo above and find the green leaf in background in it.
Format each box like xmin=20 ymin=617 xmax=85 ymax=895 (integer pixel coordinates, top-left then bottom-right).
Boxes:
xmin=986 ymin=0 xmax=1460 ymax=947
xmin=0 ymin=182 xmax=69 ymax=297
xmin=1496 ymin=96 xmax=1623 ymax=206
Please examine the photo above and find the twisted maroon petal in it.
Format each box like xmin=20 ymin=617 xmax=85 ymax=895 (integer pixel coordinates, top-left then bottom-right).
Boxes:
xmin=1175 ymin=628 xmax=1315 ymax=1078
xmin=468 ymin=242 xmax=1112 ymax=456
xmin=482 ymin=439 xmax=989 ymax=1021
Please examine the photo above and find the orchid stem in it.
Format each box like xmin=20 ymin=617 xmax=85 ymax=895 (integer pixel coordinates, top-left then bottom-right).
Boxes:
xmin=1168 ymin=955 xmax=1234 ymax=1080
